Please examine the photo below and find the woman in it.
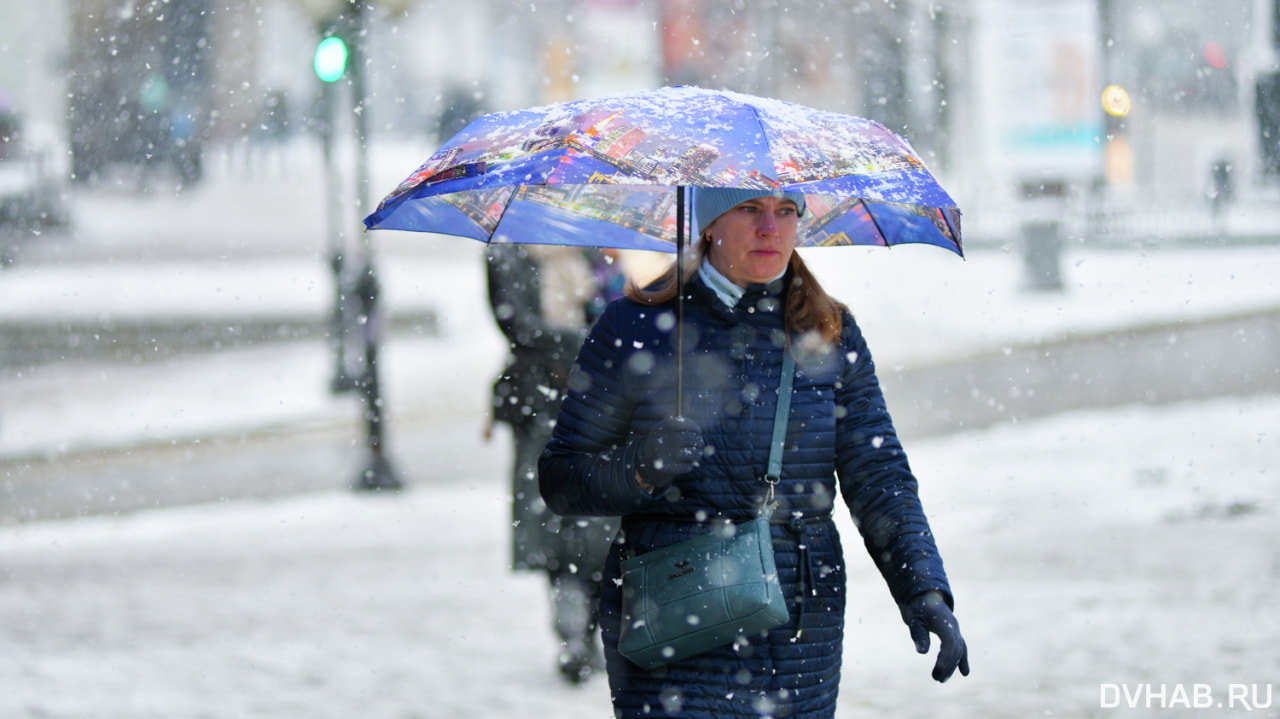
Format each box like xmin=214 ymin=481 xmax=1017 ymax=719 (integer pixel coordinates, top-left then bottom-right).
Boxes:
xmin=539 ymin=188 xmax=968 ymax=717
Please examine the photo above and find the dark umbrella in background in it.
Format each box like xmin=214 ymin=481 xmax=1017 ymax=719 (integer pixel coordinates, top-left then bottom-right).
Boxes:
xmin=365 ymin=85 xmax=964 ymax=412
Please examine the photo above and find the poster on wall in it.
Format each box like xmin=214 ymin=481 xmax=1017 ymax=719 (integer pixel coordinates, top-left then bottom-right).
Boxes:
xmin=973 ymin=0 xmax=1104 ymax=191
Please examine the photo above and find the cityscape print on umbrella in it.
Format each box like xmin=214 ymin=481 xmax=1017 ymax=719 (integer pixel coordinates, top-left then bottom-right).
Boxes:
xmin=366 ymin=86 xmax=961 ymax=256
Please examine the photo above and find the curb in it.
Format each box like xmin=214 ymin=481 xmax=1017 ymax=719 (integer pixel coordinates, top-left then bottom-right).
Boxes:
xmin=0 ymin=309 xmax=440 ymax=365
xmin=883 ymin=307 xmax=1280 ymax=439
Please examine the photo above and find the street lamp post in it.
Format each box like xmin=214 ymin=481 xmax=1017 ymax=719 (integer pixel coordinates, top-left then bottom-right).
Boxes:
xmin=296 ymin=0 xmax=409 ymax=491
xmin=345 ymin=0 xmax=401 ymax=491
xmin=313 ymin=29 xmax=359 ymax=393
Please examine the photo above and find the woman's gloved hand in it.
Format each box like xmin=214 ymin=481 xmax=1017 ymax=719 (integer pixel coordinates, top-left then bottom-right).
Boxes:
xmin=902 ymin=590 xmax=970 ymax=682
xmin=636 ymin=416 xmax=705 ymax=493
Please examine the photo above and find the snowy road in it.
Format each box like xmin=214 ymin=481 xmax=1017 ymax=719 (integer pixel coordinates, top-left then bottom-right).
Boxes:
xmin=2 ymin=395 xmax=1277 ymax=719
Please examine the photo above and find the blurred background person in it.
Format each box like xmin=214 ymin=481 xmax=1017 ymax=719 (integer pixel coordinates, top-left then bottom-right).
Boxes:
xmin=485 ymin=242 xmax=624 ymax=684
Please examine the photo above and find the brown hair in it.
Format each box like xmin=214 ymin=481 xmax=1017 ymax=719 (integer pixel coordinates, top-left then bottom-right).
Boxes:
xmin=625 ymin=236 xmax=846 ymax=345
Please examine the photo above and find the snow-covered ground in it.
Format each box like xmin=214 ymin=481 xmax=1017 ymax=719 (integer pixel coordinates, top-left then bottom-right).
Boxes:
xmin=4 ymin=237 xmax=1280 ymax=461
xmin=0 ymin=395 xmax=1276 ymax=718
xmin=0 ymin=143 xmax=1278 ymax=717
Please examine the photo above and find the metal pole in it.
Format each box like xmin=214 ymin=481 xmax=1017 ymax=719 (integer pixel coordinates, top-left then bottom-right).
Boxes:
xmin=347 ymin=0 xmax=401 ymax=491
xmin=675 ymin=185 xmax=685 ymax=417
xmin=321 ymin=73 xmax=359 ymax=392
xmin=349 ymin=2 xmax=372 ymax=249
xmin=352 ymin=256 xmax=398 ymax=490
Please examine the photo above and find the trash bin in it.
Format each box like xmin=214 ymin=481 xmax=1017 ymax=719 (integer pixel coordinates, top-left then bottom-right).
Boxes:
xmin=1019 ymin=180 xmax=1066 ymax=292
xmin=1021 ymin=219 xmax=1064 ymax=291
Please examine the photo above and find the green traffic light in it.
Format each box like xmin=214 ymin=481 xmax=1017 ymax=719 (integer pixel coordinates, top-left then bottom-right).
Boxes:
xmin=314 ymin=36 xmax=348 ymax=83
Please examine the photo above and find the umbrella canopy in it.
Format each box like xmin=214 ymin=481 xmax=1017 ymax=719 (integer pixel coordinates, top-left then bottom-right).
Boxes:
xmin=363 ymin=86 xmax=962 ymax=257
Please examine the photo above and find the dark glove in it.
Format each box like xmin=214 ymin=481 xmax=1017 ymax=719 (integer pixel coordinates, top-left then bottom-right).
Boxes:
xmin=637 ymin=416 xmax=705 ymax=493
xmin=902 ymin=590 xmax=970 ymax=682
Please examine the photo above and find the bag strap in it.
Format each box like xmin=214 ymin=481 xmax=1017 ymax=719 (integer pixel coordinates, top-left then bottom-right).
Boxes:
xmin=762 ymin=350 xmax=795 ymax=512
xmin=767 ymin=350 xmax=795 ymax=480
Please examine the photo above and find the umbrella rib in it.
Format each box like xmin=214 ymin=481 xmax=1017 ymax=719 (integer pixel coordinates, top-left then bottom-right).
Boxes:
xmin=486 ymin=187 xmax=524 ymax=243
xmin=943 ymin=210 xmax=964 ymax=257
xmin=740 ymin=102 xmax=778 ymax=186
xmin=860 ymin=199 xmax=893 ymax=248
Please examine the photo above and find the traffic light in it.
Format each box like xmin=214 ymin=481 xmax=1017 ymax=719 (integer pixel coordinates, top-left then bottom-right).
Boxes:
xmin=314 ymin=35 xmax=348 ymax=83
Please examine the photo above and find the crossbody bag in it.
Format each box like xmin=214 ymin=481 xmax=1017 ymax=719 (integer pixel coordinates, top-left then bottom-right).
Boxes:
xmin=617 ymin=350 xmax=795 ymax=669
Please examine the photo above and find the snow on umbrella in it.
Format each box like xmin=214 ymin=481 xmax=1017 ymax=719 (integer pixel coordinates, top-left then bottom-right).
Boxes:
xmin=363 ymin=85 xmax=962 ymax=257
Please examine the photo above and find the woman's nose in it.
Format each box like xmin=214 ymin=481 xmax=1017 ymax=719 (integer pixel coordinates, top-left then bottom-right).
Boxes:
xmin=758 ymin=211 xmax=778 ymax=235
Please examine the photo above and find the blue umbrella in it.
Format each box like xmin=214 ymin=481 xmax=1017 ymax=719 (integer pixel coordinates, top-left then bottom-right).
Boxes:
xmin=364 ymin=85 xmax=962 ymax=256
xmin=364 ymin=86 xmax=964 ymax=412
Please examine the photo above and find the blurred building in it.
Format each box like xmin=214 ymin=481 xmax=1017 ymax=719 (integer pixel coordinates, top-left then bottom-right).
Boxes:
xmin=66 ymin=0 xmax=214 ymax=184
xmin=1 ymin=0 xmax=1275 ymax=221
xmin=0 ymin=1 xmax=69 ymax=131
xmin=1099 ymin=0 xmax=1269 ymax=200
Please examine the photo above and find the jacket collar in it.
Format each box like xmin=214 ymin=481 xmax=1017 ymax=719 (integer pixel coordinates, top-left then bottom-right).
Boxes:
xmin=688 ymin=266 xmax=788 ymax=325
xmin=697 ymin=258 xmax=787 ymax=310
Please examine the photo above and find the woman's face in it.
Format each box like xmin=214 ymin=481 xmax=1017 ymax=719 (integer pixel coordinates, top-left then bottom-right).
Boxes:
xmin=704 ymin=196 xmax=800 ymax=288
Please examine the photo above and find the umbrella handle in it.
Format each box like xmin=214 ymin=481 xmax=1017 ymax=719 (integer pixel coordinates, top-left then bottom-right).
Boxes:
xmin=676 ymin=185 xmax=685 ymax=417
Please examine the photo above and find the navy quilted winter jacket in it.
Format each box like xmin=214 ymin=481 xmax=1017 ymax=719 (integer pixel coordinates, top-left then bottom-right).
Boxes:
xmin=540 ymin=271 xmax=952 ymax=718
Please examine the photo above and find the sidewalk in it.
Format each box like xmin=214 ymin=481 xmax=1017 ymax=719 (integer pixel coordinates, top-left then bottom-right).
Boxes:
xmin=5 ymin=237 xmax=1280 ymax=463
xmin=1 ymin=393 xmax=1276 ymax=718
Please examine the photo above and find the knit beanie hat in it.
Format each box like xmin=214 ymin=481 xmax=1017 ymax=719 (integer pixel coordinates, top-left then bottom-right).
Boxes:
xmin=693 ymin=187 xmax=807 ymax=234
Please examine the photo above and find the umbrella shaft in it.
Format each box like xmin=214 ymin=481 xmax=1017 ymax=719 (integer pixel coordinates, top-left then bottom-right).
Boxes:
xmin=676 ymin=186 xmax=685 ymax=417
